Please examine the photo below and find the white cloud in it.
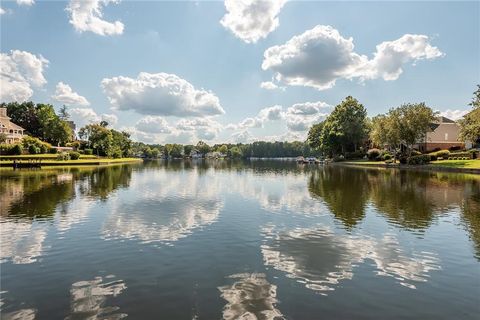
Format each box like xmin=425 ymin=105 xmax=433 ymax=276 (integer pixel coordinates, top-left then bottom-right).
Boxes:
xmin=69 ymin=107 xmax=118 ymax=128
xmin=101 ymin=113 xmax=118 ymax=125
xmin=101 ymin=72 xmax=225 ymax=117
xmin=51 ymin=82 xmax=90 ymax=106
xmin=0 ymin=50 xmax=49 ymax=102
xmin=227 ymin=105 xmax=283 ymax=130
xmin=176 ymin=118 xmax=223 ymax=141
xmin=439 ymin=109 xmax=469 ymax=121
xmin=260 ymin=81 xmax=285 ymax=91
xmin=0 ymin=7 xmax=6 ymax=15
xmin=220 ymin=0 xmax=287 ymax=43
xmin=135 ymin=116 xmax=172 ymax=134
xmin=66 ymin=0 xmax=124 ymax=36
xmin=16 ymin=0 xmax=34 ymax=6
xmin=284 ymin=101 xmax=331 ymax=132
xmin=230 ymin=130 xmax=254 ymax=143
xmin=262 ymin=25 xmax=443 ymax=90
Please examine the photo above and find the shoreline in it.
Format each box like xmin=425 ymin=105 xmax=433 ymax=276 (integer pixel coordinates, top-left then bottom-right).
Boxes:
xmin=0 ymin=158 xmax=143 ymax=168
xmin=334 ymin=161 xmax=480 ymax=174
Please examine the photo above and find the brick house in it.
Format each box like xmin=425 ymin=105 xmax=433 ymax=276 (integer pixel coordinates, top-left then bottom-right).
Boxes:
xmin=415 ymin=116 xmax=464 ymax=152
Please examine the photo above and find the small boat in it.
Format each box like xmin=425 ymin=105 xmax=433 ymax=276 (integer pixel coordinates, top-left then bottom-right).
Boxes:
xmin=306 ymin=157 xmax=317 ymax=163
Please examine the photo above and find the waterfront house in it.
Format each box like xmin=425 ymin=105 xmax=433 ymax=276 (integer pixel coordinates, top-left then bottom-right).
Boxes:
xmin=415 ymin=116 xmax=464 ymax=153
xmin=0 ymin=107 xmax=25 ymax=144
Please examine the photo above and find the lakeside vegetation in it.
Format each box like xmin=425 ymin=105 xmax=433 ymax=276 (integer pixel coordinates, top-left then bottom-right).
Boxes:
xmin=1 ymin=86 xmax=478 ymax=172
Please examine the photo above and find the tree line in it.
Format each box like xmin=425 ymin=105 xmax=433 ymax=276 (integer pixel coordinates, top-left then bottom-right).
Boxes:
xmin=307 ymin=85 xmax=480 ymax=160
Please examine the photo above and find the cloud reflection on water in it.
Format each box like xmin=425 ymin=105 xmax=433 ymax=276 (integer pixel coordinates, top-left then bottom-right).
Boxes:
xmin=262 ymin=226 xmax=440 ymax=293
xmin=218 ymin=273 xmax=284 ymax=320
xmin=102 ymin=169 xmax=224 ymax=244
xmin=65 ymin=276 xmax=127 ymax=320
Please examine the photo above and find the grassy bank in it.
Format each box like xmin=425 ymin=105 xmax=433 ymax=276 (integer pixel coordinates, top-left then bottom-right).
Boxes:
xmin=339 ymin=159 xmax=480 ymax=173
xmin=0 ymin=154 xmax=98 ymax=160
xmin=0 ymin=157 xmax=142 ymax=167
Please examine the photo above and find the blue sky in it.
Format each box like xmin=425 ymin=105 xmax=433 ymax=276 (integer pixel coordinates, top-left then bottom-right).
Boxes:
xmin=1 ymin=0 xmax=479 ymax=144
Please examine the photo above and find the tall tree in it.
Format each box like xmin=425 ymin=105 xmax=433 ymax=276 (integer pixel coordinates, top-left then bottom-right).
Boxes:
xmin=459 ymin=85 xmax=480 ymax=145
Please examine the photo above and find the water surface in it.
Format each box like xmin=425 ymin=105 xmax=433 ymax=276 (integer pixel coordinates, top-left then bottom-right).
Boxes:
xmin=1 ymin=160 xmax=479 ymax=319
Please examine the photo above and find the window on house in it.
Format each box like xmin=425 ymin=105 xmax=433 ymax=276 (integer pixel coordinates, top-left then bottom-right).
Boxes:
xmin=445 ymin=133 xmax=448 ymax=141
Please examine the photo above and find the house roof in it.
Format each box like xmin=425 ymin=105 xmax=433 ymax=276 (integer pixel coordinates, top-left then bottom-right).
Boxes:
xmin=0 ymin=118 xmax=25 ymax=131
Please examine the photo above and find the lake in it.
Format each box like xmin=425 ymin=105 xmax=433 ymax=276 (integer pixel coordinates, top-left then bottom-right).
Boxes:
xmin=1 ymin=160 xmax=479 ymax=319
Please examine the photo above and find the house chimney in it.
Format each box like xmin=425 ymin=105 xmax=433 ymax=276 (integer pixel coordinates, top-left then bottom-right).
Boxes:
xmin=0 ymin=108 xmax=7 ymax=118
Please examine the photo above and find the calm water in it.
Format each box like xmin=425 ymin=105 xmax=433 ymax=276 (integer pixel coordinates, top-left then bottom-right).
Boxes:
xmin=1 ymin=160 xmax=479 ymax=319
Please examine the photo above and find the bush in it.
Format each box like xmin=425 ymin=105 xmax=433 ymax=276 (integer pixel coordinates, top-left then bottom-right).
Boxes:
xmin=449 ymin=152 xmax=472 ymax=159
xmin=367 ymin=148 xmax=381 ymax=161
xmin=407 ymin=154 xmax=431 ymax=165
xmin=11 ymin=144 xmax=22 ymax=155
xmin=28 ymin=145 xmax=38 ymax=154
xmin=411 ymin=150 xmax=422 ymax=156
xmin=39 ymin=144 xmax=48 ymax=154
xmin=69 ymin=151 xmax=80 ymax=160
xmin=434 ymin=150 xmax=450 ymax=160
xmin=84 ymin=149 xmax=93 ymax=155
xmin=0 ymin=143 xmax=23 ymax=155
xmin=112 ymin=150 xmax=122 ymax=159
xmin=56 ymin=152 xmax=70 ymax=161
xmin=449 ymin=146 xmax=462 ymax=151
xmin=345 ymin=151 xmax=365 ymax=160
xmin=49 ymin=147 xmax=58 ymax=154
xmin=382 ymin=153 xmax=392 ymax=161
xmin=429 ymin=154 xmax=437 ymax=161
xmin=399 ymin=156 xmax=408 ymax=164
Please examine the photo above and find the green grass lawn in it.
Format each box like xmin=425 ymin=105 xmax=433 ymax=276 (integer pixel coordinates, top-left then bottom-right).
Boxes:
xmin=0 ymin=154 xmax=98 ymax=160
xmin=1 ymin=157 xmax=142 ymax=166
xmin=430 ymin=159 xmax=480 ymax=169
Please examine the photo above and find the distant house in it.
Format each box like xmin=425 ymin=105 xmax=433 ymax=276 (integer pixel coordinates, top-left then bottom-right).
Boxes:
xmin=0 ymin=107 xmax=25 ymax=144
xmin=205 ymin=151 xmax=226 ymax=159
xmin=190 ymin=149 xmax=203 ymax=159
xmin=415 ymin=116 xmax=464 ymax=153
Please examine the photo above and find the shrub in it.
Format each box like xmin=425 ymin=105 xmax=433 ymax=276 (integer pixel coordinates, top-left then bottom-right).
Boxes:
xmin=411 ymin=150 xmax=422 ymax=156
xmin=28 ymin=145 xmax=38 ymax=154
xmin=382 ymin=153 xmax=392 ymax=161
xmin=69 ymin=151 xmax=80 ymax=160
xmin=84 ymin=149 xmax=93 ymax=155
xmin=39 ymin=144 xmax=48 ymax=154
xmin=429 ymin=154 xmax=437 ymax=161
xmin=56 ymin=152 xmax=70 ymax=161
xmin=345 ymin=151 xmax=365 ymax=160
xmin=11 ymin=144 xmax=23 ymax=155
xmin=449 ymin=152 xmax=472 ymax=159
xmin=112 ymin=150 xmax=122 ymax=159
xmin=407 ymin=154 xmax=431 ymax=165
xmin=435 ymin=150 xmax=450 ymax=159
xmin=0 ymin=143 xmax=23 ymax=155
xmin=367 ymin=148 xmax=381 ymax=160
xmin=399 ymin=156 xmax=408 ymax=164
xmin=49 ymin=147 xmax=58 ymax=154
xmin=449 ymin=146 xmax=462 ymax=151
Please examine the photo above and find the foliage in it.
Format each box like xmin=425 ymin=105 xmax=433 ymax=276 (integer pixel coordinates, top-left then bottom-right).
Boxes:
xmin=370 ymin=103 xmax=436 ymax=156
xmin=217 ymin=144 xmax=228 ymax=154
xmin=2 ymin=102 xmax=73 ymax=146
xmin=367 ymin=148 xmax=381 ymax=160
xmin=307 ymin=97 xmax=369 ymax=156
xmin=196 ymin=141 xmax=211 ymax=155
xmin=69 ymin=151 xmax=80 ymax=160
xmin=228 ymin=146 xmax=243 ymax=158
xmin=345 ymin=150 xmax=365 ymax=160
xmin=429 ymin=149 xmax=450 ymax=160
xmin=458 ymin=87 xmax=480 ymax=143
xmin=165 ymin=144 xmax=184 ymax=158
xmin=407 ymin=154 xmax=431 ymax=165
xmin=183 ymin=145 xmax=194 ymax=157
xmin=56 ymin=152 xmax=71 ymax=161
xmin=84 ymin=148 xmax=93 ymax=155
xmin=0 ymin=133 xmax=7 ymax=143
xmin=0 ymin=143 xmax=22 ymax=155
xmin=49 ymin=147 xmax=58 ymax=154
xmin=448 ymin=152 xmax=472 ymax=159
xmin=79 ymin=124 xmax=126 ymax=157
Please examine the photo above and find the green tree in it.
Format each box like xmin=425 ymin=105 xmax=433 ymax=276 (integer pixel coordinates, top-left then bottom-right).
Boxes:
xmin=79 ymin=124 xmax=113 ymax=156
xmin=59 ymin=105 xmax=70 ymax=120
xmin=217 ymin=144 xmax=228 ymax=154
xmin=196 ymin=141 xmax=210 ymax=155
xmin=307 ymin=121 xmax=325 ymax=152
xmin=183 ymin=145 xmax=194 ymax=157
xmin=0 ymin=133 xmax=7 ymax=143
xmin=459 ymin=85 xmax=480 ymax=145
